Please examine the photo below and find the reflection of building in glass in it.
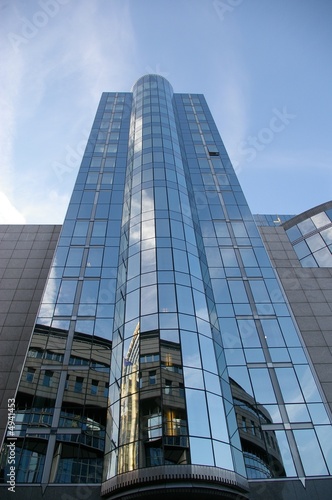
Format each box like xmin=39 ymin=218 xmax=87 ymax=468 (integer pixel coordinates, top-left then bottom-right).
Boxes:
xmin=1 ymin=75 xmax=332 ymax=499
xmin=0 ymin=325 xmax=111 ymax=484
xmin=231 ymin=378 xmax=285 ymax=479
xmin=140 ymin=334 xmax=189 ymax=467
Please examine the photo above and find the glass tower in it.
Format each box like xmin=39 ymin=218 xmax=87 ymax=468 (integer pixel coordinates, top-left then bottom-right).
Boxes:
xmin=1 ymin=75 xmax=332 ymax=499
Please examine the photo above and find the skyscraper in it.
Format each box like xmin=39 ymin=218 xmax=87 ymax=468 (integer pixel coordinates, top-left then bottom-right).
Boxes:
xmin=1 ymin=75 xmax=332 ymax=499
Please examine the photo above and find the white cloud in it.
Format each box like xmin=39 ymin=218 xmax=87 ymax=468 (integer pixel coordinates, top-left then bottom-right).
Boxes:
xmin=1 ymin=1 xmax=137 ymax=224
xmin=0 ymin=192 xmax=26 ymax=224
xmin=19 ymin=189 xmax=70 ymax=224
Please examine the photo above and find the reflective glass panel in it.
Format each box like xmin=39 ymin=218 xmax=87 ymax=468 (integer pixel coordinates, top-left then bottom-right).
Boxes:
xmin=185 ymin=389 xmax=210 ymax=437
xmin=189 ymin=437 xmax=214 ymax=466
xmin=249 ymin=368 xmax=277 ymax=404
xmin=293 ymin=429 xmax=328 ymax=475
xmin=275 ymin=368 xmax=304 ymax=403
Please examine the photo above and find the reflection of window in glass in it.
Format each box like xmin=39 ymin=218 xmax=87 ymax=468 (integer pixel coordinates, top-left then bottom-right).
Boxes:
xmin=146 ymin=447 xmax=163 ymax=466
xmin=242 ymin=416 xmax=247 ymax=431
xmin=140 ymin=354 xmax=160 ymax=364
xmin=179 ymin=382 xmax=185 ymax=398
xmin=165 ymin=379 xmax=172 ymax=395
xmin=74 ymin=376 xmax=84 ymax=393
xmin=250 ymin=420 xmax=256 ymax=436
xmin=65 ymin=374 xmax=69 ymax=390
xmin=104 ymin=382 xmax=109 ymax=398
xmin=149 ymin=371 xmax=156 ymax=385
xmin=147 ymin=415 xmax=162 ymax=440
xmin=43 ymin=370 xmax=53 ymax=387
xmin=91 ymin=379 xmax=99 ymax=395
xmin=28 ymin=348 xmax=43 ymax=359
xmin=45 ymin=350 xmax=63 ymax=362
xmin=26 ymin=367 xmax=35 ymax=383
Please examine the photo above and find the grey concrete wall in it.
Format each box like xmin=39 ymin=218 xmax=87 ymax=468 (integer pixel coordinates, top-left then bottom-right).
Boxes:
xmin=0 ymin=225 xmax=60 ymax=445
xmin=0 ymin=485 xmax=101 ymax=500
xmin=259 ymin=226 xmax=332 ymax=414
xmin=249 ymin=477 xmax=332 ymax=500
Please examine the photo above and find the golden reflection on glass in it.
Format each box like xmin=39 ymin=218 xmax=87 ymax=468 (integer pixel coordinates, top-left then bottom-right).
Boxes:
xmin=118 ymin=323 xmax=140 ymax=473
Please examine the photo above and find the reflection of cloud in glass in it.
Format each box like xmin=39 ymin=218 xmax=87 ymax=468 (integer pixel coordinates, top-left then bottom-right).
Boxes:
xmin=285 ymin=404 xmax=310 ymax=422
xmin=141 ymin=219 xmax=155 ymax=241
xmin=129 ymin=223 xmax=140 ymax=244
xmin=183 ymin=367 xmax=204 ymax=389
xmin=142 ymin=189 xmax=154 ymax=212
xmin=37 ymin=269 xmax=60 ymax=319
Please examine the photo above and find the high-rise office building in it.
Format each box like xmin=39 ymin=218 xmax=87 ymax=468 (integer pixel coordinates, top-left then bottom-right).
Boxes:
xmin=0 ymin=75 xmax=332 ymax=499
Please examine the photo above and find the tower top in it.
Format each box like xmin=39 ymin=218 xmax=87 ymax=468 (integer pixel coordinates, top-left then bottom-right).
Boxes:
xmin=131 ymin=74 xmax=173 ymax=95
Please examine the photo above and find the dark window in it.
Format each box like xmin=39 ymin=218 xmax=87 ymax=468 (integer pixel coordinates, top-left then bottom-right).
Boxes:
xmin=149 ymin=370 xmax=157 ymax=385
xmin=74 ymin=376 xmax=84 ymax=393
xmin=91 ymin=380 xmax=99 ymax=395
xmin=26 ymin=367 xmax=35 ymax=383
xmin=165 ymin=379 xmax=172 ymax=395
xmin=43 ymin=370 xmax=54 ymax=387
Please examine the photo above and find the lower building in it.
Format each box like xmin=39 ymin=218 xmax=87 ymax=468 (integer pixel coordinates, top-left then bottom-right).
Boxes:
xmin=1 ymin=204 xmax=332 ymax=499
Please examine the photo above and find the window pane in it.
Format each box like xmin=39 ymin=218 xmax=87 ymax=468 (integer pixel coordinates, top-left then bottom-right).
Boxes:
xmin=275 ymin=368 xmax=304 ymax=403
xmin=185 ymin=389 xmax=210 ymax=437
xmin=249 ymin=368 xmax=276 ymax=404
xmin=180 ymin=331 xmax=201 ymax=368
xmin=293 ymin=429 xmax=328 ymax=475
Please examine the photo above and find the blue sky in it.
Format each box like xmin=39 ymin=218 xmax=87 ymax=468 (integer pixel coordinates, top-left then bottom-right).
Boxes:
xmin=1 ymin=0 xmax=331 ymax=223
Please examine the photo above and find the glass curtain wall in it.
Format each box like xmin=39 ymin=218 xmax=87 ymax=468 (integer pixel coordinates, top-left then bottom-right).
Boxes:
xmin=104 ymin=75 xmax=242 ymax=479
xmin=172 ymin=91 xmax=332 ymax=479
xmin=0 ymin=91 xmax=131 ymax=484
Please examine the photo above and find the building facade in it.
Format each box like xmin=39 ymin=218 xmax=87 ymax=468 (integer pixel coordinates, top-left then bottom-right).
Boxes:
xmin=0 ymin=75 xmax=331 ymax=499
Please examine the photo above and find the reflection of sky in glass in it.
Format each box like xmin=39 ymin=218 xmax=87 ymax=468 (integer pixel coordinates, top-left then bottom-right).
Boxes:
xmin=213 ymin=440 xmax=233 ymax=470
xmin=293 ymin=429 xmax=328 ymax=476
xmin=295 ymin=365 xmax=322 ymax=403
xmin=186 ymin=389 xmax=210 ymax=437
xmin=275 ymin=368 xmax=304 ymax=404
xmin=189 ymin=437 xmax=214 ymax=466
xmin=274 ymin=431 xmax=296 ymax=477
xmin=316 ymin=426 xmax=332 ymax=473
xmin=285 ymin=404 xmax=310 ymax=422
xmin=250 ymin=368 xmax=277 ymax=404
